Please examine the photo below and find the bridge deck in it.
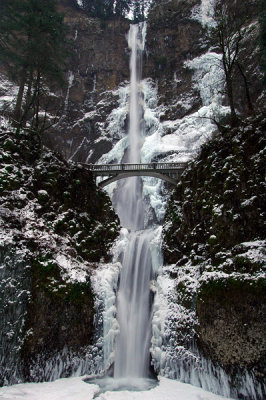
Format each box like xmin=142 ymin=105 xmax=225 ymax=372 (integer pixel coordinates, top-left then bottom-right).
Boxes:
xmin=83 ymin=162 xmax=187 ymax=175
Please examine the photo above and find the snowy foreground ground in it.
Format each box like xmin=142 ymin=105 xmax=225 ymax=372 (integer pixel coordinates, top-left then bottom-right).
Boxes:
xmin=0 ymin=376 xmax=234 ymax=400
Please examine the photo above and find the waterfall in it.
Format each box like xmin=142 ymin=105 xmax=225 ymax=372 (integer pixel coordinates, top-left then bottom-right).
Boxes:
xmin=85 ymin=23 xmax=160 ymax=393
xmin=87 ymin=21 xmax=264 ymax=400
xmin=113 ymin=230 xmax=154 ymax=378
xmin=115 ymin=24 xmax=145 ymax=232
xmin=113 ymin=23 xmax=154 ymax=379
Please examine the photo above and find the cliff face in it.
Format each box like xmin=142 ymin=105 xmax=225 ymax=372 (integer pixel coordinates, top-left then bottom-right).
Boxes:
xmin=144 ymin=0 xmax=264 ymax=118
xmin=1 ymin=0 xmax=264 ymax=165
xmin=162 ymin=115 xmax=266 ymax=389
xmin=0 ymin=126 xmax=120 ymax=385
xmin=144 ymin=0 xmax=203 ymax=120
xmin=47 ymin=0 xmax=206 ymax=159
xmin=43 ymin=2 xmax=130 ymax=163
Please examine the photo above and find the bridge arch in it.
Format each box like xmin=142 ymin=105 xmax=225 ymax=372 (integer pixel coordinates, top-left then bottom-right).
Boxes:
xmin=98 ymin=171 xmax=177 ymax=188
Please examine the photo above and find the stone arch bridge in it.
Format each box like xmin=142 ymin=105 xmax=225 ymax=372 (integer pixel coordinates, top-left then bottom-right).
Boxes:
xmin=82 ymin=162 xmax=187 ymax=188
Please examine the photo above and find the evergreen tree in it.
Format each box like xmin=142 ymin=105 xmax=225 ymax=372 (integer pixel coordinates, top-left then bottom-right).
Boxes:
xmin=132 ymin=0 xmax=154 ymax=22
xmin=82 ymin=0 xmax=131 ymax=18
xmin=81 ymin=0 xmax=109 ymax=18
xmin=0 ymin=0 xmax=68 ymax=131
xmin=115 ymin=0 xmax=131 ymax=17
xmin=133 ymin=0 xmax=145 ymax=22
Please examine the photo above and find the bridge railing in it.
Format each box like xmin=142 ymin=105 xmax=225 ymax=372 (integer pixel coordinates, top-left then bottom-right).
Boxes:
xmin=82 ymin=162 xmax=187 ymax=172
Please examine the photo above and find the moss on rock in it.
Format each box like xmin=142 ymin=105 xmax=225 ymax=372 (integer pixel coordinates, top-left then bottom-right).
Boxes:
xmin=163 ymin=116 xmax=266 ymax=266
xmin=0 ymin=126 xmax=120 ymax=382
xmin=196 ymin=277 xmax=266 ymax=377
xmin=162 ymin=115 xmax=266 ymax=381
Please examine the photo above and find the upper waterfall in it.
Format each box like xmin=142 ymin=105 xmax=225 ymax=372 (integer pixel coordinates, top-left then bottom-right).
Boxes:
xmin=114 ymin=23 xmax=147 ymax=232
xmin=128 ymin=23 xmax=145 ymax=164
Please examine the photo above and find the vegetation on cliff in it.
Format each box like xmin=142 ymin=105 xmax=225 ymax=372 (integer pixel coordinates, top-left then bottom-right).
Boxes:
xmin=163 ymin=116 xmax=265 ymax=264
xmin=0 ymin=0 xmax=69 ymax=131
xmin=78 ymin=0 xmax=153 ymax=21
xmin=0 ymin=124 xmax=120 ymax=384
xmin=163 ymin=115 xmax=266 ymax=385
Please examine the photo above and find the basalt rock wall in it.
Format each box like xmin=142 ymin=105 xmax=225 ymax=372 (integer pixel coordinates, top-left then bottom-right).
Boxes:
xmin=144 ymin=0 xmax=264 ymax=120
xmin=44 ymin=2 xmax=130 ymax=163
xmin=1 ymin=0 xmax=264 ymax=164
xmin=144 ymin=0 xmax=204 ymax=120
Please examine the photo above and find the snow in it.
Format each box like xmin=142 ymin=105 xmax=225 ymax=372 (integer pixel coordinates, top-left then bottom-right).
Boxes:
xmin=191 ymin=0 xmax=217 ymax=28
xmin=200 ymin=0 xmax=216 ymax=28
xmin=185 ymin=52 xmax=225 ymax=108
xmin=55 ymin=254 xmax=88 ymax=283
xmin=0 ymin=75 xmax=18 ymax=112
xmin=105 ymin=85 xmax=129 ymax=140
xmin=99 ymin=137 xmax=128 ymax=164
xmin=91 ymin=260 xmax=121 ymax=370
xmin=241 ymin=196 xmax=258 ymax=207
xmin=0 ymin=376 xmax=235 ymax=400
xmin=65 ymin=71 xmax=74 ymax=112
xmin=37 ymin=189 xmax=49 ymax=196
xmin=151 ymin=263 xmax=199 ymax=379
xmin=213 ymin=204 xmax=223 ymax=216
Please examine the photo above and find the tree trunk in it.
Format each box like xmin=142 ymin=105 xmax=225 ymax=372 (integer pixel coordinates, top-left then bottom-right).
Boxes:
xmin=13 ymin=68 xmax=27 ymax=124
xmin=34 ymin=70 xmax=41 ymax=131
xmin=25 ymin=69 xmax=33 ymax=111
xmin=237 ymin=61 xmax=254 ymax=113
xmin=20 ymin=68 xmax=34 ymax=126
xmin=225 ymin=73 xmax=238 ymax=127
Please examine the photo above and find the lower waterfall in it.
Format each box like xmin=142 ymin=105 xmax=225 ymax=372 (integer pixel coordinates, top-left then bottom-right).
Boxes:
xmin=113 ymin=229 xmax=154 ymax=379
